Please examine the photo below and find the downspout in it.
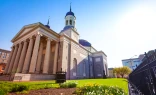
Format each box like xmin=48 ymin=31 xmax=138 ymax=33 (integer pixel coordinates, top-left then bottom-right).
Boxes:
xmin=88 ymin=51 xmax=90 ymax=78
xmin=88 ymin=46 xmax=91 ymax=78
xmin=68 ymin=43 xmax=71 ymax=80
xmin=92 ymin=57 xmax=95 ymax=78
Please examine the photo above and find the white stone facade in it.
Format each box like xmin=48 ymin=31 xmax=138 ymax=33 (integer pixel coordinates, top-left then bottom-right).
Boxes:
xmin=4 ymin=8 xmax=108 ymax=81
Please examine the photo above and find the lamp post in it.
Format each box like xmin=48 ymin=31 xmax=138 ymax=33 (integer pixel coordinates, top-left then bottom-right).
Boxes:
xmin=129 ymin=55 xmax=137 ymax=70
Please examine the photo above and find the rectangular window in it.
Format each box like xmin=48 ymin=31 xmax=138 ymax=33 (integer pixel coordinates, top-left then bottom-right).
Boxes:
xmin=2 ymin=67 xmax=5 ymax=70
xmin=95 ymin=58 xmax=101 ymax=62
xmin=3 ymin=56 xmax=5 ymax=59
xmin=90 ymin=58 xmax=92 ymax=62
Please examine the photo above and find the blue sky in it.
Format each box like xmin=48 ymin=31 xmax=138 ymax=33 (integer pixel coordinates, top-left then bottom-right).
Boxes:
xmin=1 ymin=0 xmax=156 ymax=68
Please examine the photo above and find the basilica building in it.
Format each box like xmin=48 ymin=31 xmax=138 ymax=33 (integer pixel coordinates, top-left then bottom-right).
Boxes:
xmin=4 ymin=6 xmax=108 ymax=81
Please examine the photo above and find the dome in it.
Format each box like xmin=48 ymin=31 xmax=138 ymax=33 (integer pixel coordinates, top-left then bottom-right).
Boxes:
xmin=65 ymin=11 xmax=75 ymax=17
xmin=79 ymin=39 xmax=91 ymax=47
xmin=45 ymin=25 xmax=50 ymax=28
xmin=60 ymin=25 xmax=74 ymax=32
xmin=65 ymin=5 xmax=75 ymax=17
xmin=63 ymin=25 xmax=74 ymax=30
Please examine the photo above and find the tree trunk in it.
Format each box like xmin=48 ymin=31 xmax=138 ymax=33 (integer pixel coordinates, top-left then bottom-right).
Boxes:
xmin=121 ymin=74 xmax=124 ymax=78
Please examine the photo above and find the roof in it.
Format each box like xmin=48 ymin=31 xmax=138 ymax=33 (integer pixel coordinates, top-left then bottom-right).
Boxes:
xmin=61 ymin=26 xmax=74 ymax=32
xmin=0 ymin=48 xmax=11 ymax=53
xmin=122 ymin=58 xmax=139 ymax=61
xmin=65 ymin=5 xmax=75 ymax=17
xmin=65 ymin=11 xmax=75 ymax=17
xmin=108 ymin=68 xmax=114 ymax=70
xmin=79 ymin=39 xmax=91 ymax=47
xmin=92 ymin=50 xmax=107 ymax=57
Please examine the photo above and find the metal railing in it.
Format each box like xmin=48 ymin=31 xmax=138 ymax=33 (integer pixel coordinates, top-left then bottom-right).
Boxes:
xmin=129 ymin=50 xmax=156 ymax=95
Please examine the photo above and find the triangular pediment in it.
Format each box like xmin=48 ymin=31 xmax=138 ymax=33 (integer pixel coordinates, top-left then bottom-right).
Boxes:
xmin=19 ymin=27 xmax=34 ymax=37
xmin=11 ymin=22 xmax=60 ymax=42
xmin=11 ymin=23 xmax=39 ymax=42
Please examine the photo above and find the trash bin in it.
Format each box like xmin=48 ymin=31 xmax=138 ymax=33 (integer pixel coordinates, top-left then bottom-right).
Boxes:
xmin=55 ymin=71 xmax=66 ymax=83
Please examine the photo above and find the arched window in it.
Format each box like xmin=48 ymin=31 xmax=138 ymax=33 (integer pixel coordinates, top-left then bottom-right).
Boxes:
xmin=70 ymin=20 xmax=72 ymax=25
xmin=73 ymin=21 xmax=75 ymax=26
xmin=66 ymin=20 xmax=68 ymax=25
xmin=73 ymin=58 xmax=77 ymax=74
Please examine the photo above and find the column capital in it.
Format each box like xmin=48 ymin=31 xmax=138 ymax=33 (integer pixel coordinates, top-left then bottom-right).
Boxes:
xmin=46 ymin=38 xmax=52 ymax=41
xmin=18 ymin=41 xmax=24 ymax=45
xmin=34 ymin=32 xmax=42 ymax=37
xmin=37 ymin=32 xmax=43 ymax=36
xmin=11 ymin=46 xmax=14 ymax=49
xmin=13 ymin=43 xmax=19 ymax=47
xmin=21 ymin=40 xmax=27 ymax=43
xmin=28 ymin=36 xmax=34 ymax=40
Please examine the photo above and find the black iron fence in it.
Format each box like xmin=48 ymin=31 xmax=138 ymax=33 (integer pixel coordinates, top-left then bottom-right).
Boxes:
xmin=129 ymin=50 xmax=156 ymax=95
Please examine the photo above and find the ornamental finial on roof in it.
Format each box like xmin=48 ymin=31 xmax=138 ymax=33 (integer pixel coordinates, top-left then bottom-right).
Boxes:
xmin=47 ymin=16 xmax=50 ymax=25
xmin=70 ymin=2 xmax=72 ymax=12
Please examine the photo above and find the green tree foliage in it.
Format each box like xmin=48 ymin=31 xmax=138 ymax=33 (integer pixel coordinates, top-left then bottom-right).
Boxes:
xmin=113 ymin=66 xmax=131 ymax=78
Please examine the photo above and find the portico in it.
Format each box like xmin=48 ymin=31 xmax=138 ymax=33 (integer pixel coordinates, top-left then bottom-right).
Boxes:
xmin=4 ymin=23 xmax=60 ymax=81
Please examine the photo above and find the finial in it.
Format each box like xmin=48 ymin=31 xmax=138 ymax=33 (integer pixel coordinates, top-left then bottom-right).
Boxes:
xmin=47 ymin=16 xmax=50 ymax=25
xmin=70 ymin=2 xmax=72 ymax=12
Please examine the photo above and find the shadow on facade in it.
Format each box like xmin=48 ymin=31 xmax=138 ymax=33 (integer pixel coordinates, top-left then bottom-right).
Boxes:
xmin=67 ymin=56 xmax=107 ymax=80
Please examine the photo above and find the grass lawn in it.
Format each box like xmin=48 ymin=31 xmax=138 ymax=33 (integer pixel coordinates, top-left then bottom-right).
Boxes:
xmin=0 ymin=78 xmax=128 ymax=94
xmin=70 ymin=78 xmax=128 ymax=93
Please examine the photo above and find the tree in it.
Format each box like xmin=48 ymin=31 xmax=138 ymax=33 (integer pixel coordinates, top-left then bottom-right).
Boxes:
xmin=113 ymin=66 xmax=131 ymax=78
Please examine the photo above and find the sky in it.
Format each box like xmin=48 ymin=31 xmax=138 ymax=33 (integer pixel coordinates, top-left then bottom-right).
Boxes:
xmin=0 ymin=0 xmax=156 ymax=68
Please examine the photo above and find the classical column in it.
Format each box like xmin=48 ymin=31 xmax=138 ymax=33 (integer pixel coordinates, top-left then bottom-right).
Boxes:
xmin=53 ymin=42 xmax=58 ymax=74
xmin=43 ymin=38 xmax=51 ymax=74
xmin=12 ymin=43 xmax=23 ymax=73
xmin=17 ymin=41 xmax=28 ymax=73
xmin=8 ymin=45 xmax=18 ymax=74
xmin=35 ymin=41 xmax=43 ymax=73
xmin=22 ymin=37 xmax=34 ymax=73
xmin=4 ymin=47 xmax=15 ymax=74
xmin=29 ymin=34 xmax=41 ymax=73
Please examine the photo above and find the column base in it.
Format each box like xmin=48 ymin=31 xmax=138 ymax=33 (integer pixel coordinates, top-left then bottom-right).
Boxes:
xmin=3 ymin=73 xmax=55 ymax=81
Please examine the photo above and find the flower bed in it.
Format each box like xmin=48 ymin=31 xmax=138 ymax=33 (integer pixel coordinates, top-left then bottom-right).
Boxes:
xmin=74 ymin=83 xmax=127 ymax=95
xmin=0 ymin=79 xmax=127 ymax=95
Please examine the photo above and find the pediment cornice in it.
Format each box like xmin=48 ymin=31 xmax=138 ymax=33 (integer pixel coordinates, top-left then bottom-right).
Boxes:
xmin=11 ymin=22 xmax=60 ymax=43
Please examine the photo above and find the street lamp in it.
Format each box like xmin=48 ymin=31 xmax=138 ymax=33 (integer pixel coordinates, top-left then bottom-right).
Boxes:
xmin=129 ymin=55 xmax=137 ymax=70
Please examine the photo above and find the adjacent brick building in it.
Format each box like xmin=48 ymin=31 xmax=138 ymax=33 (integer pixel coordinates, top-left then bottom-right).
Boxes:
xmin=0 ymin=49 xmax=10 ymax=74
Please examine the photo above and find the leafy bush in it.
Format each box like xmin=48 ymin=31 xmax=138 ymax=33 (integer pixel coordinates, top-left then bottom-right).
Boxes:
xmin=0 ymin=82 xmax=29 ymax=95
xmin=43 ymin=84 xmax=54 ymax=89
xmin=60 ymin=81 xmax=77 ymax=88
xmin=0 ymin=82 xmax=13 ymax=95
xmin=10 ymin=84 xmax=29 ymax=92
xmin=75 ymin=83 xmax=127 ymax=95
xmin=0 ymin=89 xmax=6 ymax=95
